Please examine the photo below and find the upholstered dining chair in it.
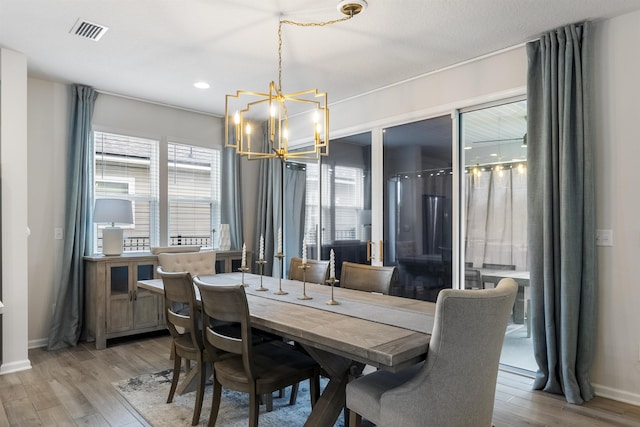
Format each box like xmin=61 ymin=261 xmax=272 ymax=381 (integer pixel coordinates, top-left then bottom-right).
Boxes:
xmin=346 ymin=278 xmax=518 ymax=427
xmin=157 ymin=267 xmax=218 ymax=426
xmin=340 ymin=261 xmax=398 ymax=295
xmin=158 ymin=250 xmax=216 ymax=277
xmin=288 ymin=257 xmax=330 ymax=284
xmin=194 ymin=278 xmax=320 ymax=427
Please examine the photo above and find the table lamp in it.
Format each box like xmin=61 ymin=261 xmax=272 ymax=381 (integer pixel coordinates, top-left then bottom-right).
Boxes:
xmin=94 ymin=198 xmax=133 ymax=256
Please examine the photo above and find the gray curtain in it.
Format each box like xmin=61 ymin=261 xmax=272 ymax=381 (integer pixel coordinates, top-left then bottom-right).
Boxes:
xmin=283 ymin=163 xmax=307 ymax=278
xmin=221 ymin=146 xmax=244 ymax=250
xmin=48 ymin=85 xmax=98 ymax=350
xmin=252 ymin=127 xmax=281 ymax=277
xmin=527 ymin=22 xmax=597 ymax=404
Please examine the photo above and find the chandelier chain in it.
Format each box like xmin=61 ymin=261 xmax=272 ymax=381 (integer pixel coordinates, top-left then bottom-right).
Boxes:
xmin=277 ymin=15 xmax=354 ymax=91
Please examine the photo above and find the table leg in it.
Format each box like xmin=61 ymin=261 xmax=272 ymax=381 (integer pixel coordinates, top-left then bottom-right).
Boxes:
xmin=302 ymin=345 xmax=354 ymax=427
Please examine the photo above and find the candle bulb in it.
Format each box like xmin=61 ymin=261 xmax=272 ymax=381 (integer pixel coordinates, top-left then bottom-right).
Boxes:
xmin=302 ymin=238 xmax=307 ymax=265
xmin=241 ymin=243 xmax=246 ymax=268
xmin=259 ymin=234 xmax=264 ymax=260
xmin=329 ymin=249 xmax=335 ymax=279
xmin=277 ymin=227 xmax=282 ymax=254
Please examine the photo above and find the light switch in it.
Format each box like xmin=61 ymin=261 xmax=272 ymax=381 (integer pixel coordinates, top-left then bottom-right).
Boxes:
xmin=595 ymin=229 xmax=613 ymax=246
xmin=54 ymin=227 xmax=63 ymax=240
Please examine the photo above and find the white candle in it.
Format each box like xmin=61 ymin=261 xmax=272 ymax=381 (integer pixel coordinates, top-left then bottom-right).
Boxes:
xmin=259 ymin=234 xmax=264 ymax=260
xmin=329 ymin=249 xmax=335 ymax=279
xmin=302 ymin=237 xmax=307 ymax=264
xmin=241 ymin=242 xmax=246 ymax=268
xmin=277 ymin=227 xmax=282 ymax=254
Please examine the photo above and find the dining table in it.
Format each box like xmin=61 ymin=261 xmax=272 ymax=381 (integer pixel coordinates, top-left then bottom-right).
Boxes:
xmin=138 ymin=271 xmax=434 ymax=427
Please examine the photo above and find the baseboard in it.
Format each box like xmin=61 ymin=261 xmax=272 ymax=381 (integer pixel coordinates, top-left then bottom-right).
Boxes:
xmin=28 ymin=337 xmax=48 ymax=349
xmin=592 ymin=383 xmax=640 ymax=407
xmin=0 ymin=359 xmax=32 ymax=374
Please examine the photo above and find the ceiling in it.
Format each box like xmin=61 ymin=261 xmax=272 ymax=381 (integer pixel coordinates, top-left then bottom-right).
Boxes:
xmin=2 ymin=0 xmax=639 ymax=118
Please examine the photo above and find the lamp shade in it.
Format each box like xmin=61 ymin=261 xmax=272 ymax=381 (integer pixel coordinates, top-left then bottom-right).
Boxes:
xmin=93 ymin=198 xmax=133 ymax=225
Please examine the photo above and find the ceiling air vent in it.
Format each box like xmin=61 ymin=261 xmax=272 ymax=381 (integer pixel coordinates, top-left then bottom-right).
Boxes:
xmin=70 ymin=19 xmax=108 ymax=41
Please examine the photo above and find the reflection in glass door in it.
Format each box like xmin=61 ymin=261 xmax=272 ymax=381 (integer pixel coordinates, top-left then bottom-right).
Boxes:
xmin=383 ymin=116 xmax=453 ymax=302
xmin=460 ymin=99 xmax=535 ymax=372
xmin=297 ymin=133 xmax=372 ymax=280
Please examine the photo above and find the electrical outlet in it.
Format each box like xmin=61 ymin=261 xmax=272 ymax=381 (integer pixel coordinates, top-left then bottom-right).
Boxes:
xmin=595 ymin=229 xmax=613 ymax=246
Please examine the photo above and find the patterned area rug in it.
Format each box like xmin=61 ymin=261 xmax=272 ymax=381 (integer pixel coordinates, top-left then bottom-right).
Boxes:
xmin=113 ymin=369 xmax=345 ymax=427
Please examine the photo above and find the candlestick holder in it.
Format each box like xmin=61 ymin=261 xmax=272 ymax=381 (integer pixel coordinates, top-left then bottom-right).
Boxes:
xmin=255 ymin=259 xmax=268 ymax=291
xmin=274 ymin=253 xmax=287 ymax=295
xmin=325 ymin=278 xmax=340 ymax=305
xmin=298 ymin=263 xmax=312 ymax=300
xmin=238 ymin=266 xmax=249 ymax=286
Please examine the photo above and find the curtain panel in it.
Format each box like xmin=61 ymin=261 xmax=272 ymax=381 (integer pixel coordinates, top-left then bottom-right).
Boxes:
xmin=47 ymin=85 xmax=98 ymax=350
xmin=526 ymin=22 xmax=597 ymax=404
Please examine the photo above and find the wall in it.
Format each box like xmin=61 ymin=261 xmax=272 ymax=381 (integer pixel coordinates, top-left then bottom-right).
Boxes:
xmin=21 ymin=10 xmax=640 ymax=404
xmin=590 ymin=10 xmax=640 ymax=404
xmin=1 ymin=48 xmax=30 ymax=373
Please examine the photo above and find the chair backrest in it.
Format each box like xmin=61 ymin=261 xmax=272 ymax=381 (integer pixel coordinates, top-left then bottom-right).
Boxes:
xmin=464 ymin=268 xmax=482 ymax=289
xmin=158 ymin=250 xmax=216 ymax=277
xmin=379 ymin=278 xmax=517 ymax=427
xmin=157 ymin=267 xmax=203 ymax=350
xmin=288 ymin=257 xmax=330 ymax=284
xmin=482 ymin=263 xmax=516 ymax=270
xmin=340 ymin=261 xmax=398 ymax=295
xmin=194 ymin=278 xmax=256 ymax=379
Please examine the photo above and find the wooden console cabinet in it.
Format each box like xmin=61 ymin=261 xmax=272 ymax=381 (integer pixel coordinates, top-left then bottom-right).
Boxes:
xmin=84 ymin=250 xmax=248 ymax=349
xmin=85 ymin=253 xmax=164 ymax=349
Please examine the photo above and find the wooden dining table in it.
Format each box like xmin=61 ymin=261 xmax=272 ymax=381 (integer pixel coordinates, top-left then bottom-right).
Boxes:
xmin=138 ymin=272 xmax=434 ymax=427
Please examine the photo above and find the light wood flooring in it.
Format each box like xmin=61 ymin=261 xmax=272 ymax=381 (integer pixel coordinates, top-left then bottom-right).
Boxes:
xmin=1 ymin=331 xmax=640 ymax=426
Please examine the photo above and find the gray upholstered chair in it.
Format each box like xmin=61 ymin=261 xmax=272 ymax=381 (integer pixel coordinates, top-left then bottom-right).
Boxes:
xmin=340 ymin=261 xmax=398 ymax=295
xmin=346 ymin=278 xmax=518 ymax=427
xmin=288 ymin=257 xmax=330 ymax=284
xmin=158 ymin=250 xmax=216 ymax=277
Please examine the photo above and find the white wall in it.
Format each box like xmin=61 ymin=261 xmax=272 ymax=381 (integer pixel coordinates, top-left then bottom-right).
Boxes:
xmin=26 ymin=78 xmax=68 ymax=347
xmin=590 ymin=10 xmax=640 ymax=404
xmin=21 ymin=10 xmax=640 ymax=404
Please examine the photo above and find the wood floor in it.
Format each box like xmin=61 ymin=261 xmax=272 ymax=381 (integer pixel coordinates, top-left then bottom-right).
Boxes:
xmin=1 ymin=331 xmax=639 ymax=426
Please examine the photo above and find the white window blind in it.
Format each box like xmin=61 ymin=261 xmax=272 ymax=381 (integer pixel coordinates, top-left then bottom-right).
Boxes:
xmin=94 ymin=131 xmax=159 ymax=252
xmin=167 ymin=143 xmax=221 ymax=247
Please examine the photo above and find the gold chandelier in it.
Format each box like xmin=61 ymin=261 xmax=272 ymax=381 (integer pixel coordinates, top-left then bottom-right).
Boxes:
xmin=224 ymin=1 xmax=367 ymax=161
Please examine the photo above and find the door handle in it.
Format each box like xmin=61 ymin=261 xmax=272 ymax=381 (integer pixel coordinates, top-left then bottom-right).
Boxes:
xmin=366 ymin=240 xmax=372 ymax=262
xmin=379 ymin=240 xmax=384 ymax=263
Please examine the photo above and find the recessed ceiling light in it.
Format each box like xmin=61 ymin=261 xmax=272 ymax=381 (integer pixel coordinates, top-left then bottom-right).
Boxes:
xmin=194 ymin=82 xmax=210 ymax=89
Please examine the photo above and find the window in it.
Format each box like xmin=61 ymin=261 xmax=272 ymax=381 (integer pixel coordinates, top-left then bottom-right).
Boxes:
xmin=94 ymin=132 xmax=159 ymax=252
xmin=167 ymin=143 xmax=221 ymax=247
xmin=94 ymin=131 xmax=221 ymax=253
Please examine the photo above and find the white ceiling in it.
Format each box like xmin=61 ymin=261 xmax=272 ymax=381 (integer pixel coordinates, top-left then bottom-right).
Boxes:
xmin=1 ymin=0 xmax=639 ymax=117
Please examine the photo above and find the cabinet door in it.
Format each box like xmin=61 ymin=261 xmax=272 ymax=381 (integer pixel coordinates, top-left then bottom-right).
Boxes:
xmin=133 ymin=262 xmax=162 ymax=329
xmin=106 ymin=263 xmax=133 ymax=333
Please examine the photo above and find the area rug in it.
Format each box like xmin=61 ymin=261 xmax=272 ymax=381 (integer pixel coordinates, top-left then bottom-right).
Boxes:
xmin=114 ymin=369 xmax=345 ymax=427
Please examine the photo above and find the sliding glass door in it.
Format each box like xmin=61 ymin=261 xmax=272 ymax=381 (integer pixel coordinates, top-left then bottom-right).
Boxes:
xmin=382 ymin=116 xmax=453 ymax=302
xmin=290 ymin=133 xmax=372 ymax=280
xmin=459 ymin=98 xmax=535 ymax=371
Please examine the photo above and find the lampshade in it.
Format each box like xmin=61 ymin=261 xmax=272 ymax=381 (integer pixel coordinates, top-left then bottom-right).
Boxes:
xmin=94 ymin=198 xmax=133 ymax=256
xmin=94 ymin=198 xmax=133 ymax=225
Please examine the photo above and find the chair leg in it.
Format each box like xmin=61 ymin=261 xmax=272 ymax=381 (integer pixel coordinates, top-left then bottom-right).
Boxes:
xmin=250 ymin=392 xmax=260 ymax=427
xmin=309 ymin=374 xmax=320 ymax=407
xmin=349 ymin=410 xmax=362 ymax=427
xmin=207 ymin=378 xmax=222 ymax=427
xmin=264 ymin=392 xmax=274 ymax=412
xmin=289 ymin=382 xmax=299 ymax=405
xmin=167 ymin=354 xmax=181 ymax=403
xmin=192 ymin=361 xmax=206 ymax=426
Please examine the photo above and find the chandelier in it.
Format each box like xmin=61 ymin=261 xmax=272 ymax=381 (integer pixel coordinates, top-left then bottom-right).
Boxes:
xmin=225 ymin=1 xmax=367 ymax=161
